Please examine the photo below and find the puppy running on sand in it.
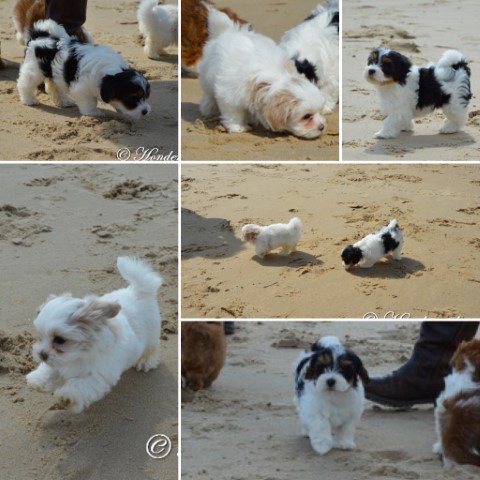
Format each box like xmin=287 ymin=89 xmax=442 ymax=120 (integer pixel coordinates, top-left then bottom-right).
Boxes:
xmin=241 ymin=217 xmax=302 ymax=259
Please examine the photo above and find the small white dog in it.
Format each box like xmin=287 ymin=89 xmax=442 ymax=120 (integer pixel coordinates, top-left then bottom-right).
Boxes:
xmin=280 ymin=0 xmax=339 ymax=113
xmin=199 ymin=23 xmax=328 ymax=138
xmin=26 ymin=256 xmax=162 ymax=413
xmin=241 ymin=217 xmax=302 ymax=259
xmin=18 ymin=19 xmax=151 ymax=118
xmin=341 ymin=219 xmax=404 ymax=269
xmin=433 ymin=339 xmax=480 ymax=467
xmin=137 ymin=0 xmax=178 ymax=59
xmin=294 ymin=336 xmax=369 ymax=455
xmin=365 ymin=48 xmax=472 ymax=138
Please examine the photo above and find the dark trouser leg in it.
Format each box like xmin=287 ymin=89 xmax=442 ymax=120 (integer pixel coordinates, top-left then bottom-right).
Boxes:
xmin=365 ymin=321 xmax=479 ymax=407
xmin=45 ymin=0 xmax=88 ymax=39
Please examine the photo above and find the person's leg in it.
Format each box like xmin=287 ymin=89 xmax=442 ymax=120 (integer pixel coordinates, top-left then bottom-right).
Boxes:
xmin=45 ymin=0 xmax=88 ymax=40
xmin=365 ymin=321 xmax=479 ymax=407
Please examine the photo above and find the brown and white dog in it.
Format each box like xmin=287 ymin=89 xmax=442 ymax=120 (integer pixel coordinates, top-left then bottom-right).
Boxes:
xmin=181 ymin=0 xmax=249 ymax=73
xmin=433 ymin=338 xmax=480 ymax=467
xmin=13 ymin=0 xmax=92 ymax=44
xmin=181 ymin=321 xmax=227 ymax=391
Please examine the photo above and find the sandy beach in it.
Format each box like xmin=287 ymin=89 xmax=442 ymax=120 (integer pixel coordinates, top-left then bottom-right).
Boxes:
xmin=0 ymin=0 xmax=178 ymax=161
xmin=343 ymin=0 xmax=479 ymax=160
xmin=181 ymin=0 xmax=339 ymax=161
xmin=181 ymin=321 xmax=480 ymax=480
xmin=182 ymin=164 xmax=480 ymax=318
xmin=0 ymin=164 xmax=178 ymax=480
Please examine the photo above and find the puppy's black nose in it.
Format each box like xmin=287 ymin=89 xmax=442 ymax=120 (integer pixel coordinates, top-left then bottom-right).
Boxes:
xmin=318 ymin=123 xmax=325 ymax=132
xmin=141 ymin=108 xmax=148 ymax=116
xmin=368 ymin=68 xmax=376 ymax=75
xmin=326 ymin=378 xmax=336 ymax=388
xmin=40 ymin=351 xmax=49 ymax=361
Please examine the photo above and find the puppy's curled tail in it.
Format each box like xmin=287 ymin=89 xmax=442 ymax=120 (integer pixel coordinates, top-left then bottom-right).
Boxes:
xmin=117 ymin=256 xmax=163 ymax=297
xmin=289 ymin=217 xmax=303 ymax=232
xmin=30 ymin=19 xmax=70 ymax=42
xmin=387 ymin=219 xmax=399 ymax=230
xmin=435 ymin=50 xmax=471 ymax=81
xmin=206 ymin=5 xmax=243 ymax=40
xmin=137 ymin=0 xmax=158 ymax=29
xmin=241 ymin=224 xmax=261 ymax=243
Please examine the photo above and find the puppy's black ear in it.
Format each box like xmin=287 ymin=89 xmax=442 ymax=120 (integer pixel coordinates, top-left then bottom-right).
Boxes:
xmin=350 ymin=351 xmax=369 ymax=385
xmin=389 ymin=51 xmax=412 ymax=85
xmin=100 ymin=74 xmax=117 ymax=103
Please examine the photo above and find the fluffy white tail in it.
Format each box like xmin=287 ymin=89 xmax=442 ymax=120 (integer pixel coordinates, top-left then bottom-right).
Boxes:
xmin=206 ymin=5 xmax=240 ymax=39
xmin=387 ymin=219 xmax=399 ymax=229
xmin=117 ymin=256 xmax=163 ymax=296
xmin=435 ymin=50 xmax=470 ymax=81
xmin=289 ymin=217 xmax=303 ymax=232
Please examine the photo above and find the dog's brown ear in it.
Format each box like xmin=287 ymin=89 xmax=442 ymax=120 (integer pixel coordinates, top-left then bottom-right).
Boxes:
xmin=70 ymin=299 xmax=121 ymax=331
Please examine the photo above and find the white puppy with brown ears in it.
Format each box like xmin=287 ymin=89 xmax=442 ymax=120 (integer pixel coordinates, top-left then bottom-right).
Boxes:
xmin=241 ymin=217 xmax=302 ymax=259
xmin=26 ymin=257 xmax=162 ymax=413
xmin=199 ymin=22 xmax=328 ymax=138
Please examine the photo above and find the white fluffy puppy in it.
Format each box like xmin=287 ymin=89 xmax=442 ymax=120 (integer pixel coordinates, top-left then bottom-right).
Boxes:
xmin=280 ymin=0 xmax=339 ymax=113
xmin=17 ymin=20 xmax=151 ymax=118
xmin=341 ymin=219 xmax=404 ymax=269
xmin=26 ymin=257 xmax=162 ymax=413
xmin=294 ymin=336 xmax=369 ymax=455
xmin=241 ymin=217 xmax=302 ymax=259
xmin=137 ymin=0 xmax=178 ymax=59
xmin=365 ymin=48 xmax=472 ymax=138
xmin=199 ymin=24 xmax=328 ymax=138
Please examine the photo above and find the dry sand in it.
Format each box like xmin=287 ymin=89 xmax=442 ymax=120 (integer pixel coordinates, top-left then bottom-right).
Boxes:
xmin=0 ymin=0 xmax=178 ymax=161
xmin=182 ymin=163 xmax=480 ymax=318
xmin=181 ymin=0 xmax=339 ymax=161
xmin=181 ymin=321 xmax=480 ymax=480
xmin=342 ymin=0 xmax=479 ymax=160
xmin=0 ymin=164 xmax=178 ymax=480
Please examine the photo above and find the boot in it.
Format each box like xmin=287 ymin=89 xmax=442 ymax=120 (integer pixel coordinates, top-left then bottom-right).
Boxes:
xmin=45 ymin=0 xmax=88 ymax=40
xmin=365 ymin=321 xmax=479 ymax=408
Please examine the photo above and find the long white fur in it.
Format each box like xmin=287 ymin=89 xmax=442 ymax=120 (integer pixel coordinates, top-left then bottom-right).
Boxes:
xmin=366 ymin=49 xmax=470 ymax=138
xmin=26 ymin=256 xmax=162 ymax=413
xmin=343 ymin=219 xmax=404 ymax=269
xmin=199 ymin=25 xmax=328 ymax=137
xmin=137 ymin=0 xmax=178 ymax=59
xmin=241 ymin=217 xmax=302 ymax=258
xmin=280 ymin=1 xmax=339 ymax=113
xmin=294 ymin=336 xmax=365 ymax=455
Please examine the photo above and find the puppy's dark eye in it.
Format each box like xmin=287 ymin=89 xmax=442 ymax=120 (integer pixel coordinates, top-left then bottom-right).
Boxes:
xmin=303 ymin=114 xmax=313 ymax=121
xmin=53 ymin=336 xmax=66 ymax=345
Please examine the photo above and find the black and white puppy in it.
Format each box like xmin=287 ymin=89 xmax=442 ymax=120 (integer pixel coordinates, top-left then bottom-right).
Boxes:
xmin=280 ymin=0 xmax=339 ymax=113
xmin=341 ymin=219 xmax=404 ymax=270
xmin=17 ymin=20 xmax=151 ymax=119
xmin=294 ymin=336 xmax=369 ymax=455
xmin=365 ymin=48 xmax=471 ymax=138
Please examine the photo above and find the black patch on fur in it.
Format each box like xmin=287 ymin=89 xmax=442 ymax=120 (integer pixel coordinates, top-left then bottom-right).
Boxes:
xmin=100 ymin=69 xmax=150 ymax=109
xmin=329 ymin=11 xmax=339 ymax=32
xmin=63 ymin=43 xmax=82 ymax=85
xmin=341 ymin=245 xmax=363 ymax=267
xmin=416 ymin=66 xmax=451 ymax=110
xmin=381 ymin=232 xmax=400 ymax=254
xmin=34 ymin=45 xmax=58 ymax=78
xmin=30 ymin=30 xmax=58 ymax=42
xmin=379 ymin=50 xmax=412 ymax=85
xmin=295 ymin=355 xmax=312 ymax=396
xmin=295 ymin=58 xmax=318 ymax=84
xmin=450 ymin=61 xmax=472 ymax=106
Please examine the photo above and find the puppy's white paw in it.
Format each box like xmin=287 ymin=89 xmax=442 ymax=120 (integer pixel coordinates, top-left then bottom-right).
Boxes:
xmin=226 ymin=123 xmax=252 ymax=133
xmin=432 ymin=441 xmax=443 ymax=455
xmin=439 ymin=123 xmax=459 ymax=134
xmin=135 ymin=346 xmax=160 ymax=372
xmin=26 ymin=369 xmax=53 ymax=392
xmin=55 ymin=386 xmax=86 ymax=413
xmin=20 ymin=96 xmax=40 ymax=106
xmin=375 ymin=129 xmax=397 ymax=139
xmin=310 ymin=437 xmax=333 ymax=455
